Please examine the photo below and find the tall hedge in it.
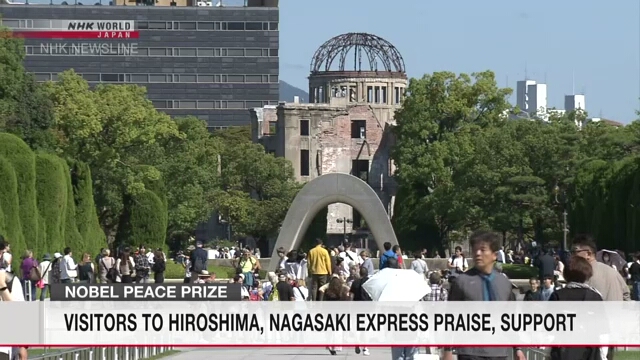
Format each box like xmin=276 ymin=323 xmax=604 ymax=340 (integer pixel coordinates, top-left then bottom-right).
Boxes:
xmin=0 ymin=133 xmax=38 ymax=252
xmin=71 ymin=161 xmax=105 ymax=255
xmin=35 ymin=153 xmax=67 ymax=254
xmin=0 ymin=157 xmax=25 ymax=256
xmin=61 ymin=160 xmax=84 ymax=256
xmin=127 ymin=190 xmax=166 ymax=251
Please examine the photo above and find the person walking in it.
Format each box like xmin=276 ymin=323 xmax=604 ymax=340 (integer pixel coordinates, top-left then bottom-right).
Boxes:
xmin=60 ymin=247 xmax=77 ymax=283
xmin=77 ymin=253 xmax=95 ymax=283
xmin=444 ymin=230 xmax=525 ymax=360
xmin=190 ymin=241 xmax=208 ymax=282
xmin=349 ymin=266 xmax=371 ymax=356
xmin=359 ymin=250 xmax=374 ymax=276
xmin=323 ymin=276 xmax=349 ymax=355
xmin=152 ymin=250 xmax=166 ymax=283
xmin=98 ymin=249 xmax=115 ymax=283
xmin=37 ymin=254 xmax=53 ymax=301
xmin=411 ymin=251 xmax=428 ymax=275
xmin=20 ymin=250 xmax=38 ymax=301
xmin=379 ymin=242 xmax=397 ymax=270
xmin=308 ymin=238 xmax=332 ymax=301
xmin=116 ymin=248 xmax=135 ymax=283
xmin=572 ymin=234 xmax=631 ymax=360
xmin=548 ymin=256 xmax=605 ymax=360
xmin=134 ymin=245 xmax=151 ymax=283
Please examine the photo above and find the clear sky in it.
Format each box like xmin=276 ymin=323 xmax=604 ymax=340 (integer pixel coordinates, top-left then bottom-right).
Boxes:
xmin=279 ymin=0 xmax=640 ymax=123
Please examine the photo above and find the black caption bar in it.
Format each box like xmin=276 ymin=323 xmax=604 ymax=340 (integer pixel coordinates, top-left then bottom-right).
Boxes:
xmin=50 ymin=283 xmax=242 ymax=301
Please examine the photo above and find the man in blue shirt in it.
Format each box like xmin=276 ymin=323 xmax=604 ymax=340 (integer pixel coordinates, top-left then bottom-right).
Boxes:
xmin=379 ymin=242 xmax=397 ymax=270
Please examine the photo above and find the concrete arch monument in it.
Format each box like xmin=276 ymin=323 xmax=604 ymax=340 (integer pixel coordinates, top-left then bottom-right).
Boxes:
xmin=270 ymin=173 xmax=399 ymax=259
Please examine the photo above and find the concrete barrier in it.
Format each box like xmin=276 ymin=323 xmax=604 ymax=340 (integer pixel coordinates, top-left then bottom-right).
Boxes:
xmin=207 ymin=257 xmax=470 ymax=272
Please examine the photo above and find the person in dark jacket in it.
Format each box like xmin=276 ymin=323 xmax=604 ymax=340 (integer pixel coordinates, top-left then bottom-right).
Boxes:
xmin=549 ymin=256 xmax=604 ymax=360
xmin=535 ymin=247 xmax=556 ymax=281
xmin=524 ymin=277 xmax=543 ymax=301
xmin=444 ymin=230 xmax=525 ymax=360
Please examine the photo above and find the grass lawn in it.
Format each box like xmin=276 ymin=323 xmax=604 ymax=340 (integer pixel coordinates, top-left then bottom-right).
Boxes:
xmin=163 ymin=262 xmax=266 ymax=280
xmin=502 ymin=264 xmax=539 ymax=279
xmin=616 ymin=350 xmax=640 ymax=360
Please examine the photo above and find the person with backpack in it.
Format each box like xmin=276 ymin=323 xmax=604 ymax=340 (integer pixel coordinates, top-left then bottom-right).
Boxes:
xmin=50 ymin=253 xmax=63 ymax=285
xmin=447 ymin=246 xmax=468 ymax=282
xmin=98 ymin=249 xmax=117 ymax=283
xmin=190 ymin=241 xmax=208 ymax=282
xmin=37 ymin=254 xmax=53 ymax=301
xmin=379 ymin=242 xmax=397 ymax=270
xmin=19 ymin=250 xmax=38 ymax=301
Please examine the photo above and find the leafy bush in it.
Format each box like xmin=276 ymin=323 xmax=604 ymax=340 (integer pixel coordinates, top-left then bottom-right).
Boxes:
xmin=502 ymin=264 xmax=539 ymax=279
xmin=127 ymin=190 xmax=166 ymax=251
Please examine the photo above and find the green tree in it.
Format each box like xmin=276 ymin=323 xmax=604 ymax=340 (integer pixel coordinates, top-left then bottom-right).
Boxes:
xmin=44 ymin=71 xmax=180 ymax=241
xmin=215 ymin=140 xmax=300 ymax=248
xmin=0 ymin=156 xmax=23 ymax=250
xmin=392 ymin=71 xmax=512 ymax=249
xmin=0 ymin=26 xmax=56 ymax=150
xmin=149 ymin=117 xmax=220 ymax=239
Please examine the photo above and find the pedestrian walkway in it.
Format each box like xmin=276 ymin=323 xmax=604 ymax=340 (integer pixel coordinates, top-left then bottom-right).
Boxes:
xmin=164 ymin=347 xmax=399 ymax=360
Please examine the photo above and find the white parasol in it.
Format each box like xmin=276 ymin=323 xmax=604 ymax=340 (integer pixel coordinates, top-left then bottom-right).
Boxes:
xmin=362 ymin=268 xmax=431 ymax=301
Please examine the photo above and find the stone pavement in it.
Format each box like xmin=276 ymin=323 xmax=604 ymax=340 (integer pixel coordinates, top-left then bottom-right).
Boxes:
xmin=163 ymin=347 xmax=411 ymax=360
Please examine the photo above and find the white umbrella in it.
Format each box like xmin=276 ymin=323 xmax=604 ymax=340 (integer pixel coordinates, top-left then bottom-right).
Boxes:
xmin=362 ymin=268 xmax=431 ymax=301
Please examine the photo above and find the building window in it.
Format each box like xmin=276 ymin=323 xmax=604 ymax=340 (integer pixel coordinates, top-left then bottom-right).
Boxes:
xmin=197 ymin=22 xmax=215 ymax=30
xmin=269 ymin=48 xmax=279 ymax=57
xmin=101 ymin=73 xmax=120 ymax=82
xmin=179 ymin=48 xmax=197 ymax=56
xmin=269 ymin=22 xmax=279 ymax=30
xmin=245 ymin=75 xmax=262 ymax=83
xmin=227 ymin=22 xmax=245 ymax=31
xmin=198 ymin=49 xmax=214 ymax=57
xmin=245 ymin=22 xmax=262 ymax=31
xmin=148 ymin=22 xmax=167 ymax=30
xmin=227 ymin=75 xmax=244 ymax=83
xmin=149 ymin=74 xmax=168 ymax=83
xmin=300 ymin=150 xmax=310 ymax=177
xmin=245 ymin=49 xmax=263 ymax=57
xmin=227 ymin=49 xmax=244 ymax=56
xmin=131 ymin=74 xmax=148 ymax=82
xmin=198 ymin=75 xmax=214 ymax=83
xmin=352 ymin=159 xmax=369 ymax=183
xmin=300 ymin=119 xmax=309 ymax=136
xmin=246 ymin=101 xmax=263 ymax=109
xmin=178 ymin=101 xmax=196 ymax=109
xmin=149 ymin=48 xmax=167 ymax=56
xmin=178 ymin=22 xmax=197 ymax=30
xmin=268 ymin=121 xmax=276 ymax=135
xmin=227 ymin=101 xmax=245 ymax=109
xmin=351 ymin=120 xmax=366 ymax=139
xmin=179 ymin=74 xmax=197 ymax=82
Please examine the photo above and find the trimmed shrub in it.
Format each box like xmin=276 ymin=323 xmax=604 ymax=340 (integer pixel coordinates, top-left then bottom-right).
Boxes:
xmin=61 ymin=160 xmax=84 ymax=256
xmin=123 ymin=190 xmax=166 ymax=251
xmin=138 ymin=165 xmax=168 ymax=246
xmin=0 ymin=133 xmax=38 ymax=253
xmin=0 ymin=157 xmax=25 ymax=255
xmin=70 ymin=161 xmax=105 ymax=255
xmin=35 ymin=153 xmax=67 ymax=255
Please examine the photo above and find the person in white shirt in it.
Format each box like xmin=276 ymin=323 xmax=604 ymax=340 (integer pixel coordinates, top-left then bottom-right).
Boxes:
xmin=0 ymin=240 xmax=12 ymax=273
xmin=340 ymin=243 xmax=361 ymax=267
xmin=0 ymin=270 xmax=28 ymax=359
xmin=60 ymin=247 xmax=78 ymax=283
xmin=410 ymin=251 xmax=428 ymax=275
xmin=291 ymin=278 xmax=309 ymax=301
xmin=37 ymin=254 xmax=53 ymax=301
xmin=284 ymin=251 xmax=301 ymax=281
xmin=447 ymin=246 xmax=468 ymax=276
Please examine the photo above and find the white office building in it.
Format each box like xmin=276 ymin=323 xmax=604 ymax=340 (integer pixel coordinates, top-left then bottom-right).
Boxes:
xmin=564 ymin=94 xmax=586 ymax=113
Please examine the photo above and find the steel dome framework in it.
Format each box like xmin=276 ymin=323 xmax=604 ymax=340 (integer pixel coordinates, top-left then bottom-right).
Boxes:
xmin=310 ymin=32 xmax=405 ymax=74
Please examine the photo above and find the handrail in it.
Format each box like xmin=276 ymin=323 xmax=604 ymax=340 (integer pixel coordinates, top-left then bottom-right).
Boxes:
xmin=29 ymin=346 xmax=173 ymax=360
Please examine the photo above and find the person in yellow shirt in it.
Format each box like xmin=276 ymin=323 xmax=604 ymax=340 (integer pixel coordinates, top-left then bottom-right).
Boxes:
xmin=307 ymin=238 xmax=332 ymax=301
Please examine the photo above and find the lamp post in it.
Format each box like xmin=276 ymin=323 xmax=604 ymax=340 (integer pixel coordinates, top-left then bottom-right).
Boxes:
xmin=336 ymin=217 xmax=352 ymax=240
xmin=554 ymin=184 xmax=569 ymax=251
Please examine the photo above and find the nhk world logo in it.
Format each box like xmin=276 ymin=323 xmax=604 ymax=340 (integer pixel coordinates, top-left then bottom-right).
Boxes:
xmin=13 ymin=20 xmax=139 ymax=39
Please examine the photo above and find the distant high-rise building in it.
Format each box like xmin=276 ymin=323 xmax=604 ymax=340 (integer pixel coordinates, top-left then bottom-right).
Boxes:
xmin=516 ymin=80 xmax=536 ymax=112
xmin=527 ymin=83 xmax=547 ymax=118
xmin=564 ymin=94 xmax=586 ymax=113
